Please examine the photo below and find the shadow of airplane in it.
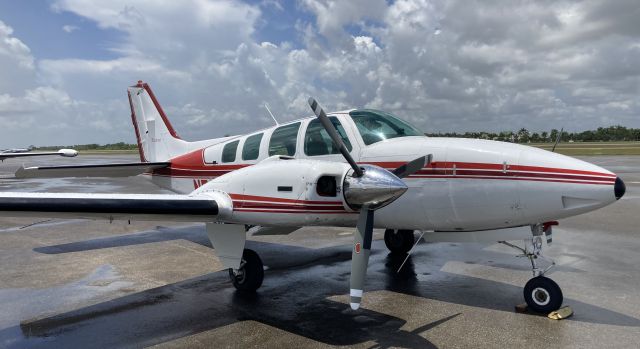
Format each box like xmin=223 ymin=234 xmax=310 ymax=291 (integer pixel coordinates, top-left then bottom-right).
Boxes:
xmin=3 ymin=225 xmax=638 ymax=348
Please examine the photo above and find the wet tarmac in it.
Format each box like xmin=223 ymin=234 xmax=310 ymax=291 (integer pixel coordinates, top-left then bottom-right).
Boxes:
xmin=0 ymin=154 xmax=639 ymax=348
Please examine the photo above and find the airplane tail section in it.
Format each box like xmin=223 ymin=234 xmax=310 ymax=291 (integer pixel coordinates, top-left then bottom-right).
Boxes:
xmin=127 ymin=81 xmax=190 ymax=162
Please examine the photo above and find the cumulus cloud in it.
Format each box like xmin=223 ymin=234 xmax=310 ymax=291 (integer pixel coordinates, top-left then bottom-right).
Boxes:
xmin=1 ymin=0 xmax=639 ymax=147
xmin=0 ymin=20 xmax=36 ymax=93
xmin=62 ymin=24 xmax=79 ymax=33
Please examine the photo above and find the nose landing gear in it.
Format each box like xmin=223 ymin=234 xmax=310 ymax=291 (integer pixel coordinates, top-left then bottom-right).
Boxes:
xmin=499 ymin=224 xmax=563 ymax=313
xmin=384 ymin=229 xmax=415 ymax=254
xmin=524 ymin=276 xmax=563 ymax=313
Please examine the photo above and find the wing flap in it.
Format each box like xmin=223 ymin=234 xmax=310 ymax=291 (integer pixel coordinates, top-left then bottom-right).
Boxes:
xmin=0 ymin=192 xmax=217 ymax=222
xmin=14 ymin=162 xmax=170 ymax=178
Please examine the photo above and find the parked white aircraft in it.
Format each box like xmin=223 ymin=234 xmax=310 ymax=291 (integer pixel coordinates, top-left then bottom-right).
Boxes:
xmin=0 ymin=148 xmax=30 ymax=153
xmin=0 ymin=148 xmax=77 ymax=161
xmin=0 ymin=81 xmax=626 ymax=313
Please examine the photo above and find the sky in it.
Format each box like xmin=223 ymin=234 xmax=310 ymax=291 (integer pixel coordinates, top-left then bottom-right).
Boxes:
xmin=0 ymin=0 xmax=638 ymax=147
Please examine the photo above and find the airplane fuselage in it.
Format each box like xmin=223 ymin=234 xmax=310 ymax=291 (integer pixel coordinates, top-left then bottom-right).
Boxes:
xmin=139 ymin=111 xmax=621 ymax=232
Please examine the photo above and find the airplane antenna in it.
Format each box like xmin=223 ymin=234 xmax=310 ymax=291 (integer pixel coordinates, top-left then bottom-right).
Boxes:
xmin=264 ymin=103 xmax=279 ymax=126
xmin=552 ymin=127 xmax=563 ymax=152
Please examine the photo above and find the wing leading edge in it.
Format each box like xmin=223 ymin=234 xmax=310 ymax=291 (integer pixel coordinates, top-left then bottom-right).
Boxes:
xmin=14 ymin=162 xmax=170 ymax=178
xmin=0 ymin=192 xmax=218 ymax=222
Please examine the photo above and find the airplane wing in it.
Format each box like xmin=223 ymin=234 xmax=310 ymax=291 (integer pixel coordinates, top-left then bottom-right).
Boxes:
xmin=14 ymin=162 xmax=170 ymax=178
xmin=0 ymin=192 xmax=219 ymax=222
xmin=0 ymin=149 xmax=78 ymax=161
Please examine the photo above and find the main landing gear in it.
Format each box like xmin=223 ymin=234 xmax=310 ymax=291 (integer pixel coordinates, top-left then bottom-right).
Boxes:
xmin=384 ymin=229 xmax=415 ymax=254
xmin=229 ymin=249 xmax=264 ymax=292
xmin=499 ymin=224 xmax=563 ymax=313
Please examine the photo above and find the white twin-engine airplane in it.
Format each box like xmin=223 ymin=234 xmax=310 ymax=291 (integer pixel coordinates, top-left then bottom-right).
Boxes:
xmin=0 ymin=81 xmax=626 ymax=313
xmin=0 ymin=148 xmax=77 ymax=161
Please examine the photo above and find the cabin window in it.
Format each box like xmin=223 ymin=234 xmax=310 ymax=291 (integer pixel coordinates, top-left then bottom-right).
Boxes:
xmin=242 ymin=133 xmax=263 ymax=161
xmin=304 ymin=117 xmax=352 ymax=156
xmin=269 ymin=123 xmax=300 ymax=156
xmin=221 ymin=140 xmax=239 ymax=163
xmin=350 ymin=109 xmax=423 ymax=145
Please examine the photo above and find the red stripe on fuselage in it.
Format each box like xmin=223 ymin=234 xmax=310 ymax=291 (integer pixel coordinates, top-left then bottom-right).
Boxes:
xmin=233 ymin=208 xmax=351 ymax=214
xmin=412 ymin=169 xmax=615 ymax=183
xmin=151 ymin=158 xmax=615 ymax=186
xmin=364 ymin=161 xmax=616 ymax=178
xmin=410 ymin=175 xmax=613 ymax=185
xmin=230 ymin=193 xmax=342 ymax=205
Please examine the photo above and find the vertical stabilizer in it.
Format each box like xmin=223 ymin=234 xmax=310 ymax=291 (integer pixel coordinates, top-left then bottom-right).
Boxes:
xmin=128 ymin=81 xmax=189 ymax=162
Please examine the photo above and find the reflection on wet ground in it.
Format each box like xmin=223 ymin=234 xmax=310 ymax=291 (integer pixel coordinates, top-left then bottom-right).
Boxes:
xmin=2 ymin=232 xmax=639 ymax=348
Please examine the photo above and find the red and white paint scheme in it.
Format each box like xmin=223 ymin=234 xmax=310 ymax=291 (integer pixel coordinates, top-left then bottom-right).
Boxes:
xmin=0 ymin=81 xmax=626 ymax=313
xmin=127 ymin=81 xmax=621 ymax=232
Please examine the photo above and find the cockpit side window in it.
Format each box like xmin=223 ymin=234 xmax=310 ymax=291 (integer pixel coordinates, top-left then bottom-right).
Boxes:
xmin=221 ymin=140 xmax=239 ymax=163
xmin=269 ymin=122 xmax=301 ymax=156
xmin=304 ymin=117 xmax=352 ymax=156
xmin=349 ymin=109 xmax=423 ymax=145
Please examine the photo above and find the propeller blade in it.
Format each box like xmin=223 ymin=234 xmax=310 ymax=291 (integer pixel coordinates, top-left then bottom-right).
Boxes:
xmin=308 ymin=97 xmax=364 ymax=177
xmin=392 ymin=154 xmax=432 ymax=179
xmin=350 ymin=206 xmax=374 ymax=310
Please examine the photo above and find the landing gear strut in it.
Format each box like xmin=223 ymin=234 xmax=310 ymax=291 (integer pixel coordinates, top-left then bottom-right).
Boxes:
xmin=229 ymin=249 xmax=264 ymax=292
xmin=499 ymin=224 xmax=563 ymax=313
xmin=384 ymin=229 xmax=415 ymax=254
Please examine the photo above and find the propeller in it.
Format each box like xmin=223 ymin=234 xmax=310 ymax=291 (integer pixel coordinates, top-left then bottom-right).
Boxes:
xmin=309 ymin=98 xmax=363 ymax=177
xmin=392 ymin=154 xmax=432 ymax=179
xmin=308 ymin=97 xmax=431 ymax=310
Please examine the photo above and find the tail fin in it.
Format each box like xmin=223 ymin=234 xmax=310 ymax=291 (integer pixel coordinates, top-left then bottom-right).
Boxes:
xmin=128 ymin=81 xmax=188 ymax=162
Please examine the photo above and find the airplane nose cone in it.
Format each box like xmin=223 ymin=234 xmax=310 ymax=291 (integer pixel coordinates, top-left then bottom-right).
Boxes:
xmin=615 ymin=177 xmax=626 ymax=200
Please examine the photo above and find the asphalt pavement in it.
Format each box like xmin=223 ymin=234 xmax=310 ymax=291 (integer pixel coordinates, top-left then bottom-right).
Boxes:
xmin=0 ymin=154 xmax=638 ymax=348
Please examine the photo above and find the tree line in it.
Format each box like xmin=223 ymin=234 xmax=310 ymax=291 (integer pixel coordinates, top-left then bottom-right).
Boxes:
xmin=31 ymin=142 xmax=138 ymax=151
xmin=426 ymin=125 xmax=640 ymax=143
xmin=26 ymin=125 xmax=640 ymax=150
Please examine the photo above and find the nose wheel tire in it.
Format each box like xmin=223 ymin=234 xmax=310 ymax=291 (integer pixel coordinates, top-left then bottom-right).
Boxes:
xmin=384 ymin=229 xmax=415 ymax=254
xmin=229 ymin=249 xmax=264 ymax=292
xmin=523 ymin=276 xmax=563 ymax=313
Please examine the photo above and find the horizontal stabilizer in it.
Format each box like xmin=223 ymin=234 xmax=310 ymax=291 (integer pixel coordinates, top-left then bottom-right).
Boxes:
xmin=14 ymin=162 xmax=170 ymax=178
xmin=0 ymin=192 xmax=218 ymax=222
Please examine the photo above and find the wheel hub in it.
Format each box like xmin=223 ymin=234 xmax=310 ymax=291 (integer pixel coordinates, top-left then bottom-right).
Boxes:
xmin=231 ymin=259 xmax=247 ymax=284
xmin=532 ymin=287 xmax=550 ymax=306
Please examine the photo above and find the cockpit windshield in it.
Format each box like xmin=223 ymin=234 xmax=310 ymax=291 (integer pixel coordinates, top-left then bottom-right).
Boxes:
xmin=349 ymin=109 xmax=424 ymax=145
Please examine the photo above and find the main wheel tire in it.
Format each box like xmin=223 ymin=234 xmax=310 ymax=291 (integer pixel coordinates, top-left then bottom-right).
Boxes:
xmin=229 ymin=249 xmax=264 ymax=292
xmin=384 ymin=229 xmax=415 ymax=254
xmin=523 ymin=276 xmax=563 ymax=313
